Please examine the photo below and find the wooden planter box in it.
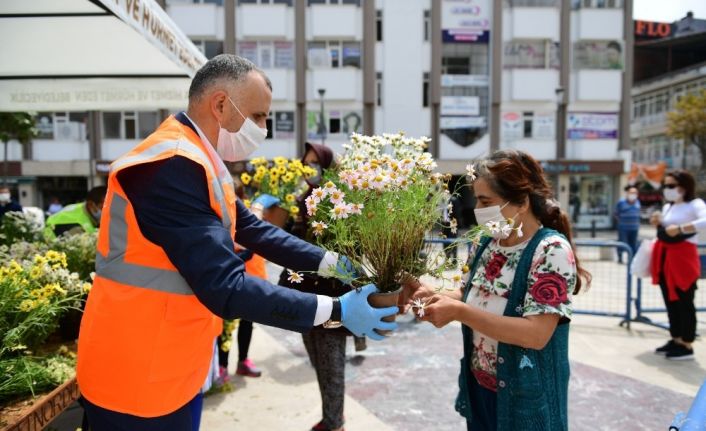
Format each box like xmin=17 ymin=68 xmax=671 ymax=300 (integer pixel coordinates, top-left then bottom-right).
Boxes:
xmin=1 ymin=377 xmax=80 ymax=431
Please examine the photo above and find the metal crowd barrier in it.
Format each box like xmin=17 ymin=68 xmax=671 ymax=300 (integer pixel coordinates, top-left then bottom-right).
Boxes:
xmin=423 ymin=237 xmax=635 ymax=328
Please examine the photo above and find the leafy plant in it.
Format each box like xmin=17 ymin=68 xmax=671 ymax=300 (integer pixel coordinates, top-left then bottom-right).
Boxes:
xmin=305 ymin=133 xmax=457 ymax=292
xmin=241 ymin=156 xmax=317 ymax=217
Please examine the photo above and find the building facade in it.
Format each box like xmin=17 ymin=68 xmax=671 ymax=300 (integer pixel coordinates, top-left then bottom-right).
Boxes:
xmin=6 ymin=0 xmax=630 ymax=230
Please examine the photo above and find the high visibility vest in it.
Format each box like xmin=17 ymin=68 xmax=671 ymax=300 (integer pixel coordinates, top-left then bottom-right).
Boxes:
xmin=44 ymin=202 xmax=96 ymax=239
xmin=77 ymin=116 xmax=236 ymax=417
xmin=245 ymin=254 xmax=267 ymax=281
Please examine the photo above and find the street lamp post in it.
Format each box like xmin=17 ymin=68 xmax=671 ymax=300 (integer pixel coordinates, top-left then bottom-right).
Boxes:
xmin=555 ymin=86 xmax=566 ymax=159
xmin=318 ymin=88 xmax=326 ymax=146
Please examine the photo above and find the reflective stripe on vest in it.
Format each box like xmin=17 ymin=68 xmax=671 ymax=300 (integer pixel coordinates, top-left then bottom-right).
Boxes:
xmin=96 ymin=194 xmax=194 ymax=295
xmin=110 ymin=139 xmax=234 ymax=232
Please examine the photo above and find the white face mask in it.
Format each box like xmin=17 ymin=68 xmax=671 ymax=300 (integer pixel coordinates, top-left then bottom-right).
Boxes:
xmin=216 ymin=97 xmax=268 ymax=162
xmin=663 ymin=187 xmax=683 ymax=202
xmin=474 ymin=202 xmax=517 ymax=239
xmin=0 ymin=193 xmax=10 ymax=203
xmin=626 ymin=193 xmax=638 ymax=202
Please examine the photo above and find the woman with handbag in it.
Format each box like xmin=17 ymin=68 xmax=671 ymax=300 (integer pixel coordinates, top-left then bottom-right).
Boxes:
xmin=401 ymin=150 xmax=591 ymax=431
xmin=278 ymin=142 xmax=351 ymax=431
xmin=650 ymin=170 xmax=706 ymax=360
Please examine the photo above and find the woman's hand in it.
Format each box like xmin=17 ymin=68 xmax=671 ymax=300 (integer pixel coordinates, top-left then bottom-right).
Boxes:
xmin=419 ymin=294 xmax=463 ymax=328
xmin=665 ymin=224 xmax=680 ymax=237
xmin=649 ymin=211 xmax=662 ymax=227
xmin=397 ymin=276 xmax=435 ymax=314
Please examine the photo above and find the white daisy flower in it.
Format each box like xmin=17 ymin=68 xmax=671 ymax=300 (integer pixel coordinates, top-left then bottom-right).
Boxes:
xmin=411 ymin=298 xmax=427 ymax=318
xmin=465 ymin=163 xmax=476 ymax=181
xmin=287 ymin=269 xmax=303 ymax=284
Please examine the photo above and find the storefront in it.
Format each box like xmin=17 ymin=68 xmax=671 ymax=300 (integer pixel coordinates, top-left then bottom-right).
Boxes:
xmin=542 ymin=160 xmax=625 ymax=230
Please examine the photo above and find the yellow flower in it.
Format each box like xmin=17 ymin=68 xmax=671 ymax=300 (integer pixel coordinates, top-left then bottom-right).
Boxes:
xmin=256 ymin=166 xmax=268 ymax=176
xmin=82 ymin=283 xmax=92 ymax=294
xmin=250 ymin=157 xmax=267 ymax=166
xmin=269 ymin=179 xmax=279 ymax=189
xmin=253 ymin=172 xmax=265 ymax=183
xmin=273 ymin=156 xmax=287 ymax=166
xmin=462 ymin=264 xmax=470 ymax=274
xmin=18 ymin=299 xmax=34 ymax=312
xmin=282 ymin=172 xmax=295 ymax=183
xmin=277 ymin=166 xmax=287 ymax=175
xmin=290 ymin=206 xmax=300 ymax=215
xmin=285 ymin=194 xmax=296 ymax=203
xmin=240 ymin=172 xmax=252 ymax=185
xmin=221 ymin=340 xmax=232 ymax=352
xmin=243 ymin=199 xmax=251 ymax=208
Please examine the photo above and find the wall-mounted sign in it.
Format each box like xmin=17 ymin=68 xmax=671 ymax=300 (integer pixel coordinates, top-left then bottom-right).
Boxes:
xmin=441 ymin=96 xmax=480 ymax=116
xmin=634 ymin=20 xmax=673 ymax=39
xmin=441 ymin=116 xmax=486 ymax=129
xmin=567 ymin=112 xmax=618 ymax=140
xmin=573 ymin=40 xmax=624 ymax=70
xmin=442 ymin=0 xmax=490 ymax=43
xmin=501 ymin=111 xmax=523 ymax=141
xmin=532 ymin=112 xmax=555 ymax=139
xmin=441 ymin=74 xmax=489 ymax=87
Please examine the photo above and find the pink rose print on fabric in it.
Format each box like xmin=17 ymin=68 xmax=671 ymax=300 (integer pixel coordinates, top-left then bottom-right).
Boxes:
xmin=473 ymin=369 xmax=498 ymax=391
xmin=529 ymin=273 xmax=568 ymax=307
xmin=484 ymin=252 xmax=508 ymax=282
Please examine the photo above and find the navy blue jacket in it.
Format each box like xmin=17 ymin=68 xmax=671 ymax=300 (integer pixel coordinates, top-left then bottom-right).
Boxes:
xmin=117 ymin=113 xmax=323 ymax=333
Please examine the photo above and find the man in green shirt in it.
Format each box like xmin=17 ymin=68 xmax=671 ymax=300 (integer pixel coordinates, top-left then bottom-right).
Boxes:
xmin=45 ymin=186 xmax=107 ymax=238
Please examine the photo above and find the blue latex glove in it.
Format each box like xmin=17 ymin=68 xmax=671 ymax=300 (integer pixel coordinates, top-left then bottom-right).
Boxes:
xmin=339 ymin=284 xmax=398 ymax=341
xmin=334 ymin=255 xmax=358 ymax=285
xmin=252 ymin=194 xmax=280 ymax=209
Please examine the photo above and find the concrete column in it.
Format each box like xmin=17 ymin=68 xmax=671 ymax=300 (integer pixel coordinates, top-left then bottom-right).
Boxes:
xmin=295 ymin=0 xmax=307 ymax=156
xmin=87 ymin=111 xmax=102 ymax=189
xmin=225 ymin=0 xmax=236 ymax=55
xmin=620 ymin=0 xmax=633 ymax=152
xmin=556 ymin=0 xmax=570 ymax=159
xmin=489 ymin=0 xmax=502 ymax=153
xmin=430 ymin=0 xmax=441 ymax=158
xmin=362 ymin=0 xmax=376 ymax=136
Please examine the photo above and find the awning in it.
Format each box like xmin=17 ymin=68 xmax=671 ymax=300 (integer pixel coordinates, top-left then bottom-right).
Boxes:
xmin=0 ymin=0 xmax=207 ymax=111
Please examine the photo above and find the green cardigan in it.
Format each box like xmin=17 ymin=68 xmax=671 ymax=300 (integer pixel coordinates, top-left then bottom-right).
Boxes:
xmin=455 ymin=228 xmax=570 ymax=430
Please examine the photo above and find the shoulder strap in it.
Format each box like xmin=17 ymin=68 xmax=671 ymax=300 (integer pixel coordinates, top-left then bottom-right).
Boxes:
xmin=504 ymin=227 xmax=562 ymax=317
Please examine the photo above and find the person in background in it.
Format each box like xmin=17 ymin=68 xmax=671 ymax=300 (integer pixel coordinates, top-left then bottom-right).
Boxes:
xmin=402 ymin=150 xmax=591 ymax=430
xmin=0 ymin=185 xmax=22 ymax=220
xmin=279 ymin=142 xmax=350 ymax=431
xmin=44 ymin=186 xmax=106 ymax=238
xmin=649 ymin=170 xmax=706 ymax=361
xmin=47 ymin=196 xmax=64 ymax=215
xmin=614 ymin=185 xmax=641 ymax=263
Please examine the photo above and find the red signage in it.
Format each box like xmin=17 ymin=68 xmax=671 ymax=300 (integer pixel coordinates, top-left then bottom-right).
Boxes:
xmin=635 ymin=20 xmax=673 ymax=38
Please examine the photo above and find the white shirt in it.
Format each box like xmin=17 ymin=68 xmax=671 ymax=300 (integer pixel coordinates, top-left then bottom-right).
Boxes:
xmin=661 ymin=198 xmax=706 ymax=244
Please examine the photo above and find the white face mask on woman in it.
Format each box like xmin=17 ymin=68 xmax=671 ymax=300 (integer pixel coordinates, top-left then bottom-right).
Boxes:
xmin=474 ymin=202 xmax=519 ymax=239
xmin=216 ymin=97 xmax=268 ymax=162
xmin=663 ymin=187 xmax=683 ymax=202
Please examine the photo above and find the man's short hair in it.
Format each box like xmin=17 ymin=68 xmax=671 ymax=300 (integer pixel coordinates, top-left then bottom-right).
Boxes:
xmin=188 ymin=54 xmax=272 ymax=103
xmin=87 ymin=186 xmax=107 ymax=205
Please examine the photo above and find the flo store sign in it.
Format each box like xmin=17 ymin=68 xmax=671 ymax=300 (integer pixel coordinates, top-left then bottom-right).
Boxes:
xmin=567 ymin=113 xmax=618 ymax=140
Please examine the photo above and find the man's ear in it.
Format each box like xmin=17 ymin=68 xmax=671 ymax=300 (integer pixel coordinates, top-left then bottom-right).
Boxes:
xmin=210 ymin=90 xmax=228 ymax=123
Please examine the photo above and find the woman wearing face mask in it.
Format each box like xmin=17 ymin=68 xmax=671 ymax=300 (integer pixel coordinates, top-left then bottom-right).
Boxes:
xmin=402 ymin=150 xmax=590 ymax=431
xmin=278 ymin=142 xmax=351 ymax=431
xmin=649 ymin=170 xmax=706 ymax=361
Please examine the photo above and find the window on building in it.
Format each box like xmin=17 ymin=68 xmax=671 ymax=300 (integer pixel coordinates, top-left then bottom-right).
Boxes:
xmin=265 ymin=114 xmax=273 ymax=140
xmin=237 ymin=41 xmax=294 ymax=68
xmin=442 ymin=43 xmax=489 ymax=75
xmin=423 ymin=72 xmax=430 ymax=107
xmin=376 ymin=9 xmax=383 ymax=42
xmin=423 ymin=10 xmax=430 ymax=42
xmin=192 ymin=39 xmax=224 ymax=59
xmin=194 ymin=0 xmax=224 ymax=4
xmin=376 ymin=72 xmax=383 ymax=107
xmin=36 ymin=113 xmax=55 ymax=139
xmin=523 ymin=111 xmax=533 ymax=138
xmin=307 ymin=41 xmax=361 ymax=69
xmin=578 ymin=0 xmax=622 ymax=7
xmin=103 ymin=112 xmax=121 ymax=139
xmin=102 ymin=111 xmax=159 ymax=140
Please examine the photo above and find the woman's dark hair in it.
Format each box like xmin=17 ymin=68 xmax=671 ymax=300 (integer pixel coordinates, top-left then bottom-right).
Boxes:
xmin=476 ymin=150 xmax=591 ymax=293
xmin=665 ymin=169 xmax=696 ymax=202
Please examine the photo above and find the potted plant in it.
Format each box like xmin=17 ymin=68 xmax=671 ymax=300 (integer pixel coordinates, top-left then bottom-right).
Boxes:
xmin=302 ymin=133 xmax=459 ymax=333
xmin=241 ymin=156 xmax=317 ymax=228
